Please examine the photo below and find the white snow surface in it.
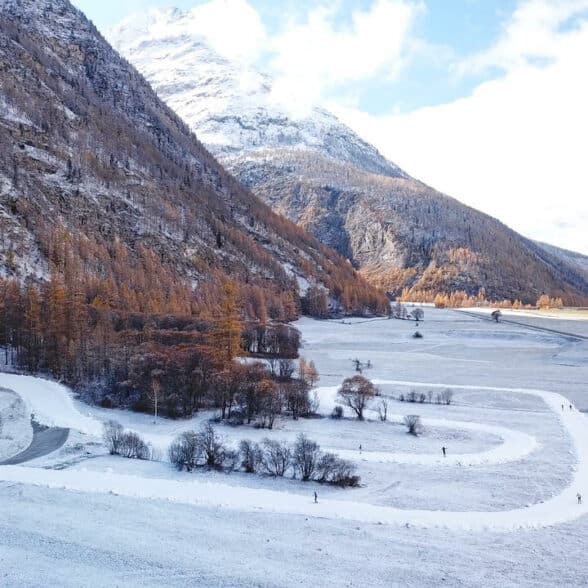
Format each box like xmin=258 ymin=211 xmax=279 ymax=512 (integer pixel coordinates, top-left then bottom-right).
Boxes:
xmin=0 ymin=374 xmax=101 ymax=436
xmin=0 ymin=388 xmax=32 ymax=461
xmin=2 ymin=309 xmax=588 ymax=584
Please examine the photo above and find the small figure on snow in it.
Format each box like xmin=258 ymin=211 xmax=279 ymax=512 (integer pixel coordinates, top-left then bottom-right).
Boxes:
xmin=442 ymin=446 xmax=446 ymax=457
xmin=561 ymin=404 xmax=564 ymax=411
xmin=359 ymin=444 xmax=362 ymax=454
xmin=570 ymin=404 xmax=573 ymax=411
xmin=314 ymin=491 xmax=318 ymax=504
xmin=577 ymin=492 xmax=582 ymax=505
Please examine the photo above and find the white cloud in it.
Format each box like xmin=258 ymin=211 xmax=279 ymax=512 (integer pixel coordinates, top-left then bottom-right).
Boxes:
xmin=458 ymin=0 xmax=588 ymax=74
xmin=268 ymin=0 xmax=422 ymax=112
xmin=334 ymin=1 xmax=588 ymax=254
xmin=111 ymin=0 xmax=267 ymax=65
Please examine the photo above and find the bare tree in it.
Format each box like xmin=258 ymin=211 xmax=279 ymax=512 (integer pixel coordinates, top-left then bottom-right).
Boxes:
xmin=440 ymin=389 xmax=454 ymax=405
xmin=239 ymin=439 xmax=262 ymax=473
xmin=293 ymin=434 xmax=321 ymax=481
xmin=261 ymin=438 xmax=291 ymax=476
xmin=403 ymin=414 xmax=423 ymax=436
xmin=169 ymin=431 xmax=200 ymax=472
xmin=148 ymin=368 xmax=164 ymax=423
xmin=411 ymin=308 xmax=424 ymax=323
xmin=196 ymin=423 xmax=227 ymax=468
xmin=278 ymin=359 xmax=295 ymax=381
xmin=377 ymin=398 xmax=388 ymax=421
xmin=103 ymin=420 xmax=124 ymax=455
xmin=259 ymin=379 xmax=282 ymax=429
xmin=337 ymin=375 xmax=377 ymax=420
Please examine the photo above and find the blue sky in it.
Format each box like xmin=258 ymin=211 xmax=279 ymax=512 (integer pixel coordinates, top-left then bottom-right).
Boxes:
xmin=72 ymin=0 xmax=588 ymax=253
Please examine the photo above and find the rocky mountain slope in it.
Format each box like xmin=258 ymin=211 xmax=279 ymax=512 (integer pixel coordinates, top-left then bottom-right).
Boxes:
xmin=110 ymin=7 xmax=588 ymax=305
xmin=0 ymin=0 xmax=388 ymax=316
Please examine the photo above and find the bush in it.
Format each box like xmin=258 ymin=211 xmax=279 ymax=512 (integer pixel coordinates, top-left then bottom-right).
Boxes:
xmin=403 ymin=414 xmax=423 ymax=436
xmin=261 ymin=438 xmax=291 ymax=477
xmin=223 ymin=449 xmax=240 ymax=472
xmin=239 ymin=439 xmax=262 ymax=473
xmin=103 ymin=420 xmax=124 ymax=455
xmin=119 ymin=431 xmax=150 ymax=460
xmin=316 ymin=452 xmax=360 ymax=487
xmin=169 ymin=431 xmax=200 ymax=471
xmin=413 ymin=331 xmax=423 ymax=339
xmin=330 ymin=405 xmax=344 ymax=419
xmin=292 ymin=434 xmax=321 ymax=481
xmin=440 ymin=389 xmax=454 ymax=405
xmin=196 ymin=423 xmax=227 ymax=469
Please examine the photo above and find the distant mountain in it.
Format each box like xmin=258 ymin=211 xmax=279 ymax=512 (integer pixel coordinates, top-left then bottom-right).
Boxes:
xmin=534 ymin=242 xmax=588 ymax=283
xmin=110 ymin=8 xmax=588 ymax=305
xmin=0 ymin=0 xmax=388 ymax=316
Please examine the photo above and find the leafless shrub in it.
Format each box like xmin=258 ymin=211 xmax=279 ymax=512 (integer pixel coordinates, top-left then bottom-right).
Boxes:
xmin=331 ymin=405 xmax=344 ymax=419
xmin=118 ymin=431 xmax=150 ymax=460
xmin=377 ymin=398 xmax=388 ymax=421
xmin=440 ymin=389 xmax=454 ymax=405
xmin=316 ymin=452 xmax=360 ymax=487
xmin=403 ymin=414 xmax=423 ymax=436
xmin=239 ymin=439 xmax=263 ymax=473
xmin=169 ymin=431 xmax=200 ymax=472
xmin=103 ymin=420 xmax=124 ymax=455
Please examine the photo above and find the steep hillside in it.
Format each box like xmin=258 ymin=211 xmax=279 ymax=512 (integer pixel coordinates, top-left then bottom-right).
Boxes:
xmin=0 ymin=0 xmax=388 ymax=317
xmin=110 ymin=8 xmax=588 ymax=305
xmin=534 ymin=242 xmax=588 ymax=284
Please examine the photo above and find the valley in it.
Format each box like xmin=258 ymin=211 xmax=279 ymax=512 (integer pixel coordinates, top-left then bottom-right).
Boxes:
xmin=1 ymin=309 xmax=587 ymax=586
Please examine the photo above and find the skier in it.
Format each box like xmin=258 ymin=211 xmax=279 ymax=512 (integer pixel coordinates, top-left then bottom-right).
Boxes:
xmin=314 ymin=491 xmax=318 ymax=504
xmin=442 ymin=446 xmax=446 ymax=457
xmin=359 ymin=444 xmax=362 ymax=453
xmin=570 ymin=404 xmax=573 ymax=411
xmin=577 ymin=492 xmax=582 ymax=505
xmin=561 ymin=404 xmax=564 ymax=411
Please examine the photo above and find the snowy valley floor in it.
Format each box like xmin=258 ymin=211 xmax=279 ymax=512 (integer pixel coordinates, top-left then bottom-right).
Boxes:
xmin=1 ymin=308 xmax=588 ymax=586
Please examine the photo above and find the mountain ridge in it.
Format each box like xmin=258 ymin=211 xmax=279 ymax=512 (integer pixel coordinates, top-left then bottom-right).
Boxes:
xmin=109 ymin=7 xmax=588 ymax=305
xmin=0 ymin=0 xmax=389 ymax=317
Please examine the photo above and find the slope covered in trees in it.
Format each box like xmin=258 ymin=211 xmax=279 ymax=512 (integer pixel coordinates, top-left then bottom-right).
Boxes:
xmin=110 ymin=8 xmax=588 ymax=306
xmin=0 ymin=0 xmax=389 ymax=408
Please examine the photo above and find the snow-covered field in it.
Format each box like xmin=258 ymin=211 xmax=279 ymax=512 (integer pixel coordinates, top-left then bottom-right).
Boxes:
xmin=1 ymin=308 xmax=588 ymax=586
xmin=0 ymin=388 xmax=32 ymax=461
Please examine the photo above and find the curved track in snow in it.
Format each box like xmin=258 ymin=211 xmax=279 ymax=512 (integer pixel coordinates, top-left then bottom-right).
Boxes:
xmin=1 ymin=374 xmax=587 ymax=531
xmin=0 ymin=422 xmax=69 ymax=465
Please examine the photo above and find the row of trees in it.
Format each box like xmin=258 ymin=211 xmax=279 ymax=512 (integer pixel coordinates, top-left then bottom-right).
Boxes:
xmin=334 ymin=376 xmax=454 ymax=420
xmin=0 ymin=274 xmax=312 ymax=420
xmin=398 ymin=288 xmax=566 ymax=311
xmin=168 ymin=425 xmax=360 ymax=487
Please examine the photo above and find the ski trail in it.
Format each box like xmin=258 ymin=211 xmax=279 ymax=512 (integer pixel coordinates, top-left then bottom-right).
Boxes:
xmin=1 ymin=376 xmax=587 ymax=531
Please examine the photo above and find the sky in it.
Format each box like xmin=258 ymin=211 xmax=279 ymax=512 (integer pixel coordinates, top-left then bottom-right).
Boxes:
xmin=71 ymin=0 xmax=588 ymax=254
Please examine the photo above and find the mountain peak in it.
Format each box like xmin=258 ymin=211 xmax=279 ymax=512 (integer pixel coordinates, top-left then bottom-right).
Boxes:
xmin=112 ymin=9 xmax=588 ymax=304
xmin=108 ymin=11 xmax=405 ymax=179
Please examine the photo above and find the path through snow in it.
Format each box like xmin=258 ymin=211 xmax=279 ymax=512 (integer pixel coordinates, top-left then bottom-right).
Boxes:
xmin=0 ymin=374 xmax=586 ymax=531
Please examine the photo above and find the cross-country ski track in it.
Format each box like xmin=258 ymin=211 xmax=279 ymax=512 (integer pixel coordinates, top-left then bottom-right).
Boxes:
xmin=1 ymin=373 xmax=587 ymax=532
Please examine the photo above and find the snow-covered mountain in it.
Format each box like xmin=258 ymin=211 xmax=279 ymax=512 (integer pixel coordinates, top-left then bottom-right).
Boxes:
xmin=110 ymin=8 xmax=588 ymax=304
xmin=110 ymin=8 xmax=404 ymax=179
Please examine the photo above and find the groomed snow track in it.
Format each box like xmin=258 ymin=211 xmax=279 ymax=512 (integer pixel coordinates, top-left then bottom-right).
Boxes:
xmin=1 ymin=374 xmax=587 ymax=531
